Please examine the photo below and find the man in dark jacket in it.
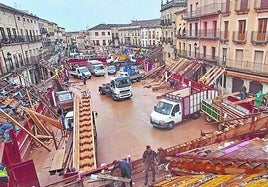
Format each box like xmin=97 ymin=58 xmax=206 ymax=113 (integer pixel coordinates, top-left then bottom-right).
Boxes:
xmin=112 ymin=160 xmax=133 ymax=187
xmin=142 ymin=145 xmax=158 ymax=185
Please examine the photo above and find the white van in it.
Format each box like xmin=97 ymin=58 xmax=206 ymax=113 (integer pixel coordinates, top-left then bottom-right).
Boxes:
xmin=87 ymin=60 xmax=105 ymax=76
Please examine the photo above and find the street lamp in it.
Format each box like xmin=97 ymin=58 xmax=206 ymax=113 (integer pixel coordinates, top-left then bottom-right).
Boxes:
xmin=194 ymin=42 xmax=197 ymax=58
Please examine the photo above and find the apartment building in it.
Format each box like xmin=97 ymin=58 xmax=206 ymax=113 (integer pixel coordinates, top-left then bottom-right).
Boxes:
xmin=174 ymin=0 xmax=268 ymax=95
xmin=222 ymin=0 xmax=268 ymax=94
xmin=138 ymin=19 xmax=162 ymax=48
xmin=88 ymin=24 xmax=112 ymax=46
xmin=160 ymin=0 xmax=187 ymax=59
xmin=0 ymin=3 xmax=63 ymax=85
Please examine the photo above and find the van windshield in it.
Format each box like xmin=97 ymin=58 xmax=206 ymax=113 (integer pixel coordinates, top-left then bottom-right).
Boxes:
xmin=94 ymin=65 xmax=104 ymax=70
xmin=155 ymin=101 xmax=173 ymax=115
xmin=79 ymin=68 xmax=89 ymax=73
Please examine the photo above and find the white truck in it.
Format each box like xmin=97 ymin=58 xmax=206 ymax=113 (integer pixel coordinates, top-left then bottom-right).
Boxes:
xmin=98 ymin=76 xmax=133 ymax=100
xmin=69 ymin=66 xmax=91 ymax=79
xmin=87 ymin=60 xmax=105 ymax=76
xmin=150 ymin=86 xmax=218 ymax=129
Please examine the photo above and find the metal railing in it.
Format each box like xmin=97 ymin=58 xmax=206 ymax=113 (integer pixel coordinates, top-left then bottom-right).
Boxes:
xmin=0 ymin=35 xmax=42 ymax=45
xmin=199 ymin=29 xmax=220 ymax=39
xmin=251 ymin=31 xmax=268 ymax=44
xmin=232 ymin=31 xmax=248 ymax=43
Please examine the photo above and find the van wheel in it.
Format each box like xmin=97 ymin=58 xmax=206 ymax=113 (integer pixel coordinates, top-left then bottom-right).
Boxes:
xmin=167 ymin=122 xmax=174 ymax=130
xmin=205 ymin=115 xmax=213 ymax=123
xmin=192 ymin=112 xmax=201 ymax=120
xmin=99 ymin=89 xmax=104 ymax=95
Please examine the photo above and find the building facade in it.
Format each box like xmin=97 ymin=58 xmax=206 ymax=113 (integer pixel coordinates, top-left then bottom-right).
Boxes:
xmin=0 ymin=3 xmax=64 ymax=84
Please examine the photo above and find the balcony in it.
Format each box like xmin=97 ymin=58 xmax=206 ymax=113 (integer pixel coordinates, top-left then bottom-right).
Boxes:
xmin=226 ymin=58 xmax=268 ymax=76
xmin=176 ymin=30 xmax=198 ymax=39
xmin=199 ymin=3 xmax=222 ymax=18
xmin=0 ymin=35 xmax=42 ymax=45
xmin=183 ymin=9 xmax=200 ymax=20
xmin=232 ymin=31 xmax=247 ymax=44
xmin=199 ymin=29 xmax=220 ymax=40
xmin=198 ymin=53 xmax=219 ymax=66
xmin=235 ymin=0 xmax=250 ymax=15
xmin=251 ymin=31 xmax=268 ymax=45
xmin=254 ymin=0 xmax=268 ymax=13
xmin=220 ymin=31 xmax=230 ymax=43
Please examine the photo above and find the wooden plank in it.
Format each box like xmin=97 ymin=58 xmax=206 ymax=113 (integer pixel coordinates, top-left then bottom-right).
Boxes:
xmin=0 ymin=108 xmax=51 ymax=151
xmin=97 ymin=174 xmax=131 ymax=183
xmin=49 ymin=148 xmax=65 ymax=172
xmin=230 ymin=97 xmax=256 ymax=105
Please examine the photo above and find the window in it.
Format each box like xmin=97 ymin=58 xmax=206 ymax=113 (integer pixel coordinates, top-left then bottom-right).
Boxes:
xmin=27 ymin=19 xmax=29 ymax=22
xmin=95 ymin=32 xmax=98 ymax=36
xmin=257 ymin=18 xmax=267 ymax=41
xmin=189 ymin=23 xmax=192 ymax=36
xmin=103 ymin=40 xmax=106 ymax=45
xmin=238 ymin=20 xmax=246 ymax=40
xmin=0 ymin=27 xmax=5 ymax=39
xmin=17 ymin=16 xmax=21 ymax=21
xmin=203 ymin=46 xmax=207 ymax=58
xmin=235 ymin=49 xmax=243 ymax=65
xmin=6 ymin=28 xmax=12 ymax=39
xmin=213 ymin=21 xmax=217 ymax=37
xmin=96 ymin=40 xmax=99 ymax=45
xmin=23 ymin=18 xmax=25 ymax=22
xmin=108 ymin=32 xmax=110 ymax=35
xmin=19 ymin=54 xmax=24 ymax=66
xmin=102 ymin=32 xmax=105 ymax=36
xmin=195 ymin=22 xmax=198 ymax=37
xmin=224 ymin=21 xmax=229 ymax=39
xmin=212 ymin=47 xmax=216 ymax=59
xmin=204 ymin=22 xmax=207 ymax=37
xmin=254 ymin=51 xmax=264 ymax=72
xmin=14 ymin=55 xmax=19 ymax=68
xmin=240 ymin=0 xmax=248 ymax=11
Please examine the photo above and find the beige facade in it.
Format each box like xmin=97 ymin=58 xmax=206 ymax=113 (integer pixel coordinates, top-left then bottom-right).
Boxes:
xmin=174 ymin=9 xmax=186 ymax=57
xmin=0 ymin=3 xmax=63 ymax=84
xmin=88 ymin=24 xmax=112 ymax=46
xmin=222 ymin=0 xmax=268 ymax=94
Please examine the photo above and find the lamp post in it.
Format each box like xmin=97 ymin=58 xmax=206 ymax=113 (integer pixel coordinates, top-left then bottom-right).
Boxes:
xmin=194 ymin=42 xmax=197 ymax=58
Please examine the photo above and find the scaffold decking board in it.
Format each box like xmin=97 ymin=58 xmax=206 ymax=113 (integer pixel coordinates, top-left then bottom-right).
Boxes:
xmin=49 ymin=148 xmax=65 ymax=172
xmin=97 ymin=174 xmax=131 ymax=183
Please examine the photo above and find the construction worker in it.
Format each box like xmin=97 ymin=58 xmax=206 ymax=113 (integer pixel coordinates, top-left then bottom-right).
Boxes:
xmin=0 ymin=163 xmax=8 ymax=183
xmin=142 ymin=145 xmax=158 ymax=185
xmin=240 ymin=84 xmax=247 ymax=100
xmin=111 ymin=160 xmax=133 ymax=187
xmin=54 ymin=68 xmax=59 ymax=78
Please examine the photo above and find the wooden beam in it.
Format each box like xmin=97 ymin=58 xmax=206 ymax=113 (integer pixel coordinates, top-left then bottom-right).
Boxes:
xmin=227 ymin=71 xmax=268 ymax=83
xmin=217 ymin=92 xmax=240 ymax=99
xmin=31 ymin=111 xmax=63 ymax=130
xmin=0 ymin=109 xmax=51 ymax=151
xmin=26 ymin=89 xmax=35 ymax=110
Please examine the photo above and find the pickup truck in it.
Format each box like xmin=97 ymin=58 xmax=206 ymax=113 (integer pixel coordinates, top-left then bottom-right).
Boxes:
xmin=69 ymin=66 xmax=91 ymax=79
xmin=98 ymin=76 xmax=132 ymax=101
xmin=118 ymin=71 xmax=144 ymax=82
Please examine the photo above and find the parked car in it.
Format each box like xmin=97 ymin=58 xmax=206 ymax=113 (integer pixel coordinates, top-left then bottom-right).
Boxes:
xmin=107 ymin=65 xmax=117 ymax=75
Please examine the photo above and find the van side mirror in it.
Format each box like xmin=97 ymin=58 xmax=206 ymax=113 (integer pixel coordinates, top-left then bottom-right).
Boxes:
xmin=154 ymin=106 xmax=156 ymax=110
xmin=171 ymin=112 xmax=175 ymax=116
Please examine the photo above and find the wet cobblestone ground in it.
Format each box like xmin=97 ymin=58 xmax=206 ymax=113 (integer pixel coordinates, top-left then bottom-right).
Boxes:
xmin=30 ymin=74 xmax=218 ymax=185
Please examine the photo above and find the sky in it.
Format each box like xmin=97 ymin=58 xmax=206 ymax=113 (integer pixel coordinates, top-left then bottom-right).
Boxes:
xmin=1 ymin=0 xmax=162 ymax=32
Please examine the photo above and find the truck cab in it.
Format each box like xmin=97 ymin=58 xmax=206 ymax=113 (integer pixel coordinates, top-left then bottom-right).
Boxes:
xmin=99 ymin=76 xmax=132 ymax=100
xmin=69 ymin=66 xmax=91 ymax=79
xmin=87 ymin=60 xmax=105 ymax=76
xmin=150 ymin=99 xmax=182 ymax=129
xmin=53 ymin=90 xmax=74 ymax=114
